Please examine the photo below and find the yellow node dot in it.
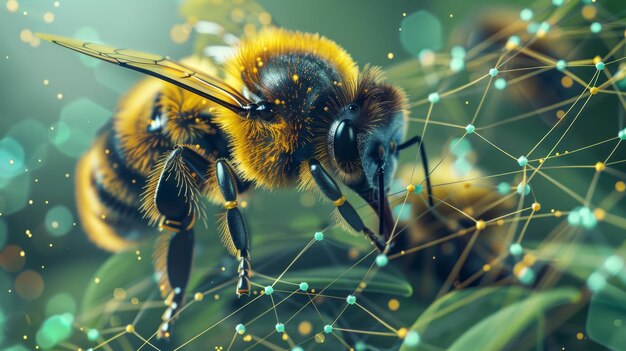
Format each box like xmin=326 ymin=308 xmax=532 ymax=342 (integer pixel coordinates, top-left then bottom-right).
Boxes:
xmin=616 ymin=181 xmax=626 ymax=192
xmin=388 ymin=298 xmax=400 ymax=311
xmin=589 ymin=87 xmax=599 ymax=95
xmin=594 ymin=162 xmax=605 ymax=172
xmin=194 ymin=292 xmax=203 ymax=301
xmin=505 ymin=41 xmax=518 ymax=51
xmin=282 ymin=334 xmax=289 ymax=341
xmin=483 ymin=264 xmax=491 ymax=272
xmin=556 ymin=110 xmax=565 ymax=119
xmin=554 ymin=211 xmax=562 ymax=217
xmin=292 ymin=74 xmax=299 ymax=82
xmin=561 ymin=76 xmax=573 ymax=88
xmin=594 ymin=208 xmax=606 ymax=221
xmin=406 ymin=184 xmax=415 ymax=193
xmin=243 ymin=335 xmax=252 ymax=342
xmin=125 ymin=324 xmax=135 ymax=333
xmin=387 ymin=52 xmax=394 ymax=60
xmin=476 ymin=220 xmax=486 ymax=230
xmin=496 ymin=219 xmax=505 ymax=226
xmin=299 ymin=321 xmax=312 ymax=335
xmin=576 ymin=332 xmax=584 ymax=340
xmin=593 ymin=55 xmax=602 ymax=64
xmin=397 ymin=328 xmax=408 ymax=339
xmin=582 ymin=5 xmax=597 ymax=20
xmin=523 ymin=253 xmax=537 ymax=266
xmin=532 ymin=202 xmax=541 ymax=212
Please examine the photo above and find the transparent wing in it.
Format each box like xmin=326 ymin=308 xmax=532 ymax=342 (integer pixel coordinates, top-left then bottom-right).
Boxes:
xmin=37 ymin=33 xmax=250 ymax=114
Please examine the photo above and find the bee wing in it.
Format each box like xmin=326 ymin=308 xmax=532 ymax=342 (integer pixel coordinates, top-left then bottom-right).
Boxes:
xmin=37 ymin=33 xmax=251 ymax=114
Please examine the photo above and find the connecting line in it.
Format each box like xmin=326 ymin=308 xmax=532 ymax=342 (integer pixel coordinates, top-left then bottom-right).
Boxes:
xmin=528 ymin=137 xmax=619 ymax=162
xmin=272 ymin=239 xmax=315 ymax=287
xmin=584 ymin=171 xmax=601 ymax=207
xmin=478 ymin=95 xmax=579 ymax=130
xmin=436 ymin=229 xmax=481 ymax=299
xmin=515 ymin=208 xmax=536 ymax=244
xmin=527 ymin=165 xmax=587 ymax=204
xmin=90 ymin=330 xmax=127 ymax=351
xmin=469 ymin=74 xmax=493 ymax=125
xmin=226 ymin=332 xmax=238 ymax=351
xmin=473 ymin=132 xmax=518 ymax=160
xmin=353 ymin=302 xmax=399 ymax=334
xmin=132 ymin=331 xmax=162 ymax=351
xmin=332 ymin=328 xmax=398 ymax=337
xmin=247 ymin=334 xmax=286 ymax=351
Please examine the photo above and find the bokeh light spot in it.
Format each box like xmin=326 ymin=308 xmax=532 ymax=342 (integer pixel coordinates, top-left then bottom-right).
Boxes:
xmin=15 ymin=270 xmax=44 ymax=300
xmin=400 ymin=11 xmax=442 ymax=56
xmin=45 ymin=206 xmax=74 ymax=236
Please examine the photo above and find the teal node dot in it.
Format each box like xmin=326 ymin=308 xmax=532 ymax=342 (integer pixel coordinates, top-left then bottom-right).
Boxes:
xmin=556 ymin=59 xmax=567 ymax=71
xmin=568 ymin=206 xmax=597 ymax=229
xmin=517 ymin=155 xmax=528 ymax=167
xmin=518 ymin=267 xmax=536 ymax=285
xmin=314 ymin=231 xmax=324 ymax=241
xmin=552 ymin=0 xmax=564 ymax=6
xmin=587 ymin=271 xmax=607 ymax=292
xmin=465 ymin=124 xmax=475 ymax=134
xmin=520 ymin=8 xmax=533 ymax=21
xmin=509 ymin=243 xmax=523 ymax=256
xmin=527 ymin=22 xmax=539 ymax=34
xmin=450 ymin=45 xmax=466 ymax=58
xmin=375 ymin=254 xmax=389 ymax=267
xmin=292 ymin=347 xmax=304 ymax=351
xmin=489 ymin=68 xmax=499 ymax=77
xmin=494 ymin=78 xmax=507 ymax=90
xmin=603 ymin=255 xmax=624 ymax=275
xmin=323 ymin=324 xmax=333 ymax=334
xmin=393 ymin=203 xmax=413 ymax=221
xmin=428 ymin=92 xmax=440 ymax=104
xmin=414 ymin=184 xmax=423 ymax=195
xmin=275 ymin=323 xmax=285 ymax=333
xmin=497 ymin=182 xmax=510 ymax=195
xmin=404 ymin=330 xmax=421 ymax=346
xmin=299 ymin=282 xmax=309 ymax=291
xmin=264 ymin=285 xmax=274 ymax=295
xmin=517 ymin=182 xmax=531 ymax=195
xmin=86 ymin=329 xmax=99 ymax=341
xmin=508 ymin=35 xmax=521 ymax=47
xmin=567 ymin=210 xmax=581 ymax=226
xmin=355 ymin=341 xmax=367 ymax=351
xmin=236 ymin=323 xmax=246 ymax=334
xmin=346 ymin=294 xmax=357 ymax=305
xmin=595 ymin=62 xmax=605 ymax=71
xmin=538 ymin=22 xmax=550 ymax=33
xmin=619 ymin=128 xmax=626 ymax=140
xmin=590 ymin=22 xmax=602 ymax=33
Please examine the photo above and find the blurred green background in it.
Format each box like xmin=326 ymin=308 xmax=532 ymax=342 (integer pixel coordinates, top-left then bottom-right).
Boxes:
xmin=1 ymin=0 xmax=626 ymax=350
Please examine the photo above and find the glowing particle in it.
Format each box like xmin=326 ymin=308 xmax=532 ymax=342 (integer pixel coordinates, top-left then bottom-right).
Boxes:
xmin=509 ymin=243 xmax=523 ymax=256
xmin=57 ymin=93 xmax=63 ymax=100
xmin=616 ymin=181 xmax=626 ymax=192
xmin=404 ymin=330 xmax=420 ymax=346
xmin=476 ymin=220 xmax=486 ymax=230
xmin=589 ymin=87 xmax=599 ymax=95
xmin=594 ymin=162 xmax=605 ymax=172
xmin=43 ymin=79 xmax=49 ymax=85
xmin=556 ymin=60 xmax=567 ymax=71
xmin=595 ymin=62 xmax=605 ymax=71
xmin=86 ymin=329 xmax=99 ymax=341
xmin=125 ymin=324 xmax=134 ymax=333
xmin=299 ymin=282 xmax=309 ymax=291
xmin=428 ymin=92 xmax=440 ymax=104
xmin=532 ymin=202 xmax=541 ymax=211
xmin=520 ymin=8 xmax=533 ymax=21
xmin=355 ymin=341 xmax=367 ymax=351
xmin=561 ymin=76 xmax=573 ymax=88
xmin=497 ymin=182 xmax=510 ymax=194
xmin=292 ymin=74 xmax=299 ymax=82
xmin=94 ymin=277 xmax=100 ymax=284
xmin=465 ymin=124 xmax=475 ymax=134
xmin=489 ymin=68 xmax=499 ymax=77
xmin=235 ymin=323 xmax=246 ymax=334
xmin=587 ymin=271 xmax=606 ymax=292
xmin=494 ymin=78 xmax=507 ymax=90
xmin=375 ymin=254 xmax=388 ymax=267
xmin=346 ymin=295 xmax=356 ymax=305
xmin=506 ymin=36 xmax=520 ymax=50
xmin=54 ymin=1 xmax=60 ymax=7
xmin=6 ymin=0 xmax=18 ymax=12
xmin=517 ymin=155 xmax=528 ymax=167
xmin=397 ymin=327 xmax=408 ymax=338
xmin=194 ymin=292 xmax=203 ymax=301
xmin=314 ymin=231 xmax=324 ymax=241
xmin=323 ymin=325 xmax=333 ymax=334
xmin=483 ymin=264 xmax=491 ymax=272
xmin=43 ymin=12 xmax=55 ymax=23
xmin=170 ymin=24 xmax=191 ymax=44
xmin=517 ymin=182 xmax=531 ymax=195
xmin=264 ymin=285 xmax=273 ymax=295
xmin=387 ymin=52 xmax=394 ymax=60
xmin=275 ymin=323 xmax=285 ymax=333
xmin=388 ymin=298 xmax=400 ymax=311
xmin=590 ymin=22 xmax=602 ymax=33
xmin=406 ymin=184 xmax=415 ymax=192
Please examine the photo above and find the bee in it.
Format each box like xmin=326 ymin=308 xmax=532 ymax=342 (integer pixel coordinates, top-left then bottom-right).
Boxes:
xmin=38 ymin=28 xmax=433 ymax=338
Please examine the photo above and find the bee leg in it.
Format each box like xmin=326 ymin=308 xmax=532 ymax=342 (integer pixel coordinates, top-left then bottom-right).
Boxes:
xmin=215 ymin=159 xmax=252 ymax=296
xmin=397 ymin=135 xmax=434 ymax=207
xmin=308 ymin=159 xmax=385 ymax=252
xmin=152 ymin=146 xmax=209 ymax=339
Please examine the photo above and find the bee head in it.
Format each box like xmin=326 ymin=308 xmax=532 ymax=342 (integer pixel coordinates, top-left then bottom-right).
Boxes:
xmin=326 ymin=67 xmax=408 ymax=198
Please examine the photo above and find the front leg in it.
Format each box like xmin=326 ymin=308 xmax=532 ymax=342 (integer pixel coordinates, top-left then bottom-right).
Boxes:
xmin=215 ymin=159 xmax=252 ymax=296
xmin=308 ymin=159 xmax=385 ymax=252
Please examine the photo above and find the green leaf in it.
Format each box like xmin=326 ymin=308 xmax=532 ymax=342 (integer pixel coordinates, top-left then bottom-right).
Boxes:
xmin=587 ymin=283 xmax=626 ymax=350
xmin=447 ymin=288 xmax=579 ymax=351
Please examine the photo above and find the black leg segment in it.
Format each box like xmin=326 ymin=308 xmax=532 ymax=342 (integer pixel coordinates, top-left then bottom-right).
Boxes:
xmin=215 ymin=159 xmax=252 ymax=296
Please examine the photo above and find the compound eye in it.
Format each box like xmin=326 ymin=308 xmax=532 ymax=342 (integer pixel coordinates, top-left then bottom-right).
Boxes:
xmin=333 ymin=119 xmax=359 ymax=165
